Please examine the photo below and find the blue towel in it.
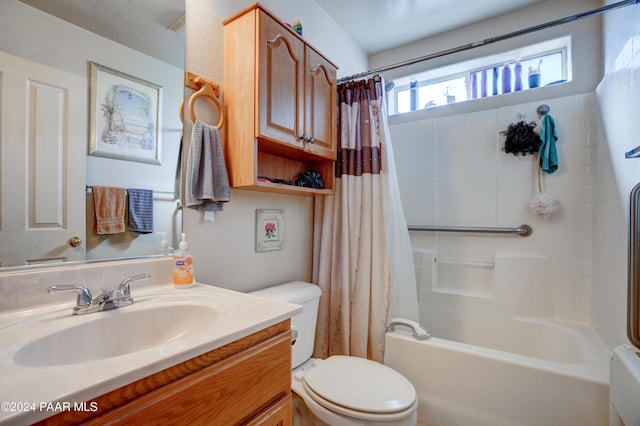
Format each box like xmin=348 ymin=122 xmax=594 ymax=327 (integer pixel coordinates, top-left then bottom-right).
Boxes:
xmin=539 ymin=115 xmax=558 ymax=173
xmin=127 ymin=188 xmax=154 ymax=233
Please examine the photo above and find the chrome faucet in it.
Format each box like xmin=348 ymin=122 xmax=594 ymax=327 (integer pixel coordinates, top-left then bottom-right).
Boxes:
xmin=48 ymin=273 xmax=150 ymax=315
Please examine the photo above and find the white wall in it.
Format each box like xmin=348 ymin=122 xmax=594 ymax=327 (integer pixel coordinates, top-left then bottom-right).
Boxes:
xmin=592 ymin=1 xmax=640 ymax=349
xmin=183 ymin=0 xmax=367 ymax=292
xmin=0 ymin=0 xmax=184 ymax=259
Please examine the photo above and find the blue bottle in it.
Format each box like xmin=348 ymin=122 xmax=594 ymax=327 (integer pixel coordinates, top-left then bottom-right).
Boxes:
xmin=409 ymin=80 xmax=418 ymax=111
xmin=502 ymin=63 xmax=511 ymax=94
xmin=481 ymin=69 xmax=488 ymax=98
xmin=514 ymin=62 xmax=523 ymax=91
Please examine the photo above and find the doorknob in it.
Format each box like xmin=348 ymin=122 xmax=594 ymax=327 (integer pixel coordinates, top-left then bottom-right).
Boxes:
xmin=68 ymin=236 xmax=82 ymax=247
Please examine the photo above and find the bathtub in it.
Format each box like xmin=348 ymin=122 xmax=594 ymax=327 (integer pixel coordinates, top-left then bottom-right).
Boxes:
xmin=384 ymin=316 xmax=610 ymax=426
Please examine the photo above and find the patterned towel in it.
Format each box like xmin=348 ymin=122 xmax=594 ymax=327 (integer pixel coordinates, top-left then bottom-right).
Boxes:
xmin=127 ymin=188 xmax=154 ymax=233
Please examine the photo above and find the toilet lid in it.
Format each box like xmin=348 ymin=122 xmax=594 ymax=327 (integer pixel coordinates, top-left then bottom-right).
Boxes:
xmin=302 ymin=355 xmax=416 ymax=414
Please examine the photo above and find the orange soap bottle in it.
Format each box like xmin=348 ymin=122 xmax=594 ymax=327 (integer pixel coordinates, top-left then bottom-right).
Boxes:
xmin=173 ymin=233 xmax=194 ymax=288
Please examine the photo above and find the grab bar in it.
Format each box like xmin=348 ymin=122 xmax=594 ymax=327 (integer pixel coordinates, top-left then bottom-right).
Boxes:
xmin=436 ymin=259 xmax=495 ymax=268
xmin=628 ymin=184 xmax=640 ymax=349
xmin=408 ymin=224 xmax=532 ymax=237
xmin=386 ymin=318 xmax=430 ymax=340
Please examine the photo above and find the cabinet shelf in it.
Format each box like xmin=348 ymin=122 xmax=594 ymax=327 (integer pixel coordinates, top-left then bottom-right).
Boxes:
xmin=253 ymin=180 xmax=333 ymax=196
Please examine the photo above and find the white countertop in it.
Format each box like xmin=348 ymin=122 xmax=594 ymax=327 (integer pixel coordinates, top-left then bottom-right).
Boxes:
xmin=0 ymin=282 xmax=301 ymax=425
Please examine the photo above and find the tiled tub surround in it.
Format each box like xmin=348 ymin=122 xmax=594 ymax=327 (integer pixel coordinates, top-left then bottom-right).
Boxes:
xmin=392 ymin=93 xmax=599 ymax=325
xmin=0 ymin=257 xmax=300 ymax=425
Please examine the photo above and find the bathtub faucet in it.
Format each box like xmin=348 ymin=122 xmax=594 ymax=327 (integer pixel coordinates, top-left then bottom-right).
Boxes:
xmin=386 ymin=318 xmax=430 ymax=340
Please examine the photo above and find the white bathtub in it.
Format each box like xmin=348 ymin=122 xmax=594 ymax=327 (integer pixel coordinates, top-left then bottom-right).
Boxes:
xmin=384 ymin=316 xmax=610 ymax=426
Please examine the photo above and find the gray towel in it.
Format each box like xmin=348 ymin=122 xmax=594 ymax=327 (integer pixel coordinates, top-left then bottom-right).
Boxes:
xmin=186 ymin=120 xmax=230 ymax=211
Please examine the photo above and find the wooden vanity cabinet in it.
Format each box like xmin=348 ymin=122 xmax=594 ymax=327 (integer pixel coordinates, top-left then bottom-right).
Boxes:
xmin=37 ymin=321 xmax=292 ymax=426
xmin=223 ymin=3 xmax=337 ymax=195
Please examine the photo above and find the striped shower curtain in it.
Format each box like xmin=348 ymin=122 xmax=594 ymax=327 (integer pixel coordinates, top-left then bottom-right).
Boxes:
xmin=312 ymin=76 xmax=418 ymax=363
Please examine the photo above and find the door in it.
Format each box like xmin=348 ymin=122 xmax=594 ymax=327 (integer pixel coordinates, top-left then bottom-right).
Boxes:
xmin=0 ymin=51 xmax=86 ymax=267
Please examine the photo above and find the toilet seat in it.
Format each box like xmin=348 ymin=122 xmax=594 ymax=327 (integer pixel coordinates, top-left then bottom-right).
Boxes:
xmin=296 ymin=356 xmax=417 ymax=421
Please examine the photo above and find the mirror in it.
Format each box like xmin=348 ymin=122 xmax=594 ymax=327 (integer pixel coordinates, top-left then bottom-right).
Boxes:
xmin=0 ymin=0 xmax=185 ymax=269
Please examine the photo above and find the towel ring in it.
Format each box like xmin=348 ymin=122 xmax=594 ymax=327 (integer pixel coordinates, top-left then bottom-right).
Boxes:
xmin=188 ymin=80 xmax=224 ymax=128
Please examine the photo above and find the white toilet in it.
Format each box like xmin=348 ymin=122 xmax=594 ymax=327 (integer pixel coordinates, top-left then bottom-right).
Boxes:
xmin=251 ymin=281 xmax=418 ymax=426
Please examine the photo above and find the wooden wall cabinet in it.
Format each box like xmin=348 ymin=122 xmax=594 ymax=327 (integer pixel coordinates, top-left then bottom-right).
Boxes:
xmin=224 ymin=3 xmax=337 ymax=195
xmin=38 ymin=321 xmax=292 ymax=426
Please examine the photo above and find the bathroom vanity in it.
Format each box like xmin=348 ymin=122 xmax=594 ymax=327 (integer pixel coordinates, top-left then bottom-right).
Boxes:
xmin=38 ymin=321 xmax=292 ymax=425
xmin=0 ymin=257 xmax=300 ymax=425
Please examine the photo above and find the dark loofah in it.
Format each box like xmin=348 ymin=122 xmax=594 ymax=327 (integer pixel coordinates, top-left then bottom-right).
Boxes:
xmin=294 ymin=170 xmax=324 ymax=189
xmin=501 ymin=120 xmax=542 ymax=157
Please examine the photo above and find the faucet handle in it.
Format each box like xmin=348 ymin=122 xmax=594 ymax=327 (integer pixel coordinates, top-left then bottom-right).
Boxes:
xmin=116 ymin=273 xmax=150 ymax=299
xmin=48 ymin=285 xmax=93 ymax=309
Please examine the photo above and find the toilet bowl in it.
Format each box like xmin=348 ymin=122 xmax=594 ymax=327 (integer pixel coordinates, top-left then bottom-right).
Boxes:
xmin=251 ymin=282 xmax=418 ymax=425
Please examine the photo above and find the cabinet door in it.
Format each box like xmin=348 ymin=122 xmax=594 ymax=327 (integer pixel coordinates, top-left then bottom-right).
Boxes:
xmin=304 ymin=48 xmax=336 ymax=160
xmin=82 ymin=331 xmax=292 ymax=426
xmin=258 ymin=11 xmax=304 ymax=149
xmin=247 ymin=394 xmax=292 ymax=426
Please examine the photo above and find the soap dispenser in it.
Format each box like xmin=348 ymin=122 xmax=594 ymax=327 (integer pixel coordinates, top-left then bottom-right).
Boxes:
xmin=155 ymin=232 xmax=174 ymax=255
xmin=173 ymin=233 xmax=194 ymax=288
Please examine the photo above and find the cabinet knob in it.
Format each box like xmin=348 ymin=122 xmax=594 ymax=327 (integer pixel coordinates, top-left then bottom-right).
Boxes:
xmin=308 ymin=137 xmax=315 ymax=144
xmin=299 ymin=134 xmax=308 ymax=141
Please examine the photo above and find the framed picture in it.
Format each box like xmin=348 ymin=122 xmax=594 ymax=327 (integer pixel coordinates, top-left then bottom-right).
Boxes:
xmin=256 ymin=209 xmax=285 ymax=252
xmin=89 ymin=62 xmax=162 ymax=165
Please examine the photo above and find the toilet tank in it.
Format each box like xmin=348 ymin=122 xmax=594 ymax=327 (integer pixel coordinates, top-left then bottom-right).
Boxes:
xmin=250 ymin=281 xmax=321 ymax=369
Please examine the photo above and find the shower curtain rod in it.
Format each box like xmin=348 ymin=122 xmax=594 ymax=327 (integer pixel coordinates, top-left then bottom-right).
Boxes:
xmin=338 ymin=0 xmax=640 ymax=84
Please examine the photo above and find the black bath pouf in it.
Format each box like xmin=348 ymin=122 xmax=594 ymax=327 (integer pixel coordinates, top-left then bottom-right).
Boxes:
xmin=501 ymin=120 xmax=542 ymax=157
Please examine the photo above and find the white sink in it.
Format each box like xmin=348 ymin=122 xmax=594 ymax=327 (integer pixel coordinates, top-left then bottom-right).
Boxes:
xmin=14 ymin=303 xmax=220 ymax=367
xmin=2 ymin=290 xmax=241 ymax=369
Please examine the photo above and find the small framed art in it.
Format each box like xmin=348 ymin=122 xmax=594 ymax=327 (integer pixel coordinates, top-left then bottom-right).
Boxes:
xmin=256 ymin=209 xmax=285 ymax=252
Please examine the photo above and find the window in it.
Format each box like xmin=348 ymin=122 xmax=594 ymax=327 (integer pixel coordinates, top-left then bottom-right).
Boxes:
xmin=388 ymin=37 xmax=571 ymax=115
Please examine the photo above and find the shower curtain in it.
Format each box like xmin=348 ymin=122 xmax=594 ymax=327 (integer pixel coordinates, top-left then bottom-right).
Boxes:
xmin=312 ymin=76 xmax=418 ymax=363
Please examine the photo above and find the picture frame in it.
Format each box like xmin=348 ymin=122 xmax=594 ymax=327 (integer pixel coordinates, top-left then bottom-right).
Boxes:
xmin=88 ymin=62 xmax=162 ymax=165
xmin=256 ymin=209 xmax=285 ymax=252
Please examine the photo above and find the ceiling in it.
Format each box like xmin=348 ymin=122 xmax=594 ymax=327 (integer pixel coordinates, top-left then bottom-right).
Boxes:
xmin=18 ymin=0 xmax=185 ymax=67
xmin=316 ymin=0 xmax=549 ymax=54
xmin=18 ymin=0 xmax=551 ymax=62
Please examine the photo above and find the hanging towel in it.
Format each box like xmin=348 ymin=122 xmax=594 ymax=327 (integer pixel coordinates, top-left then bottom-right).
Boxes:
xmin=539 ymin=114 xmax=558 ymax=173
xmin=174 ymin=136 xmax=183 ymax=200
xmin=186 ymin=119 xmax=230 ymax=212
xmin=127 ymin=188 xmax=154 ymax=233
xmin=92 ymin=186 xmax=126 ymax=234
